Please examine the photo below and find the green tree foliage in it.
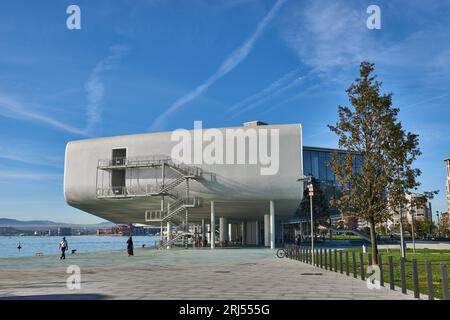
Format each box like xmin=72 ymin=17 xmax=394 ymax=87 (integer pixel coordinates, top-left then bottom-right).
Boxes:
xmin=328 ymin=61 xmax=422 ymax=264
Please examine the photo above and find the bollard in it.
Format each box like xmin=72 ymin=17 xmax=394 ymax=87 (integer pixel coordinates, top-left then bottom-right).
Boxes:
xmin=388 ymin=256 xmax=395 ymax=290
xmin=345 ymin=251 xmax=350 ymax=276
xmin=400 ymin=257 xmax=406 ymax=294
xmin=426 ymin=261 xmax=434 ymax=300
xmin=412 ymin=259 xmax=420 ymax=299
xmin=360 ymin=253 xmax=365 ymax=280
xmin=441 ymin=264 xmax=449 ymax=300
xmin=334 ymin=250 xmax=338 ymax=273
xmin=316 ymin=249 xmax=319 ymax=267
xmin=378 ymin=254 xmax=384 ymax=287
xmin=339 ymin=250 xmax=343 ymax=274
xmin=328 ymin=249 xmax=334 ymax=271
xmin=324 ymin=248 xmax=328 ymax=270
xmin=320 ymin=248 xmax=323 ymax=268
xmin=352 ymin=251 xmax=357 ymax=278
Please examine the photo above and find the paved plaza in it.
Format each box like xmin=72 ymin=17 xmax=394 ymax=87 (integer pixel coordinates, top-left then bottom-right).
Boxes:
xmin=0 ymin=248 xmax=415 ymax=300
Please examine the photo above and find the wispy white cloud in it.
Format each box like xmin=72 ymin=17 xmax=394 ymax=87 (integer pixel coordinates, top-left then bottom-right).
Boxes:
xmin=0 ymin=93 xmax=87 ymax=135
xmin=0 ymin=169 xmax=61 ymax=181
xmin=232 ymin=72 xmax=305 ymax=116
xmin=281 ymin=0 xmax=370 ymax=74
xmin=0 ymin=144 xmax=62 ymax=168
xmin=228 ymin=67 xmax=300 ymax=112
xmin=85 ymin=44 xmax=130 ymax=133
xmin=150 ymin=0 xmax=286 ymax=130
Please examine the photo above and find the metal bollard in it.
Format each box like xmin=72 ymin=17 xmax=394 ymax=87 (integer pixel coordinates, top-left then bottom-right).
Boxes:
xmin=334 ymin=250 xmax=338 ymax=273
xmin=412 ymin=259 xmax=420 ymax=299
xmin=378 ymin=254 xmax=384 ymax=287
xmin=360 ymin=253 xmax=365 ymax=280
xmin=441 ymin=264 xmax=449 ymax=300
xmin=352 ymin=251 xmax=357 ymax=278
xmin=320 ymin=248 xmax=323 ymax=268
xmin=400 ymin=257 xmax=406 ymax=294
xmin=388 ymin=256 xmax=395 ymax=290
xmin=329 ymin=249 xmax=333 ymax=271
xmin=345 ymin=251 xmax=350 ymax=276
xmin=426 ymin=260 xmax=434 ymax=300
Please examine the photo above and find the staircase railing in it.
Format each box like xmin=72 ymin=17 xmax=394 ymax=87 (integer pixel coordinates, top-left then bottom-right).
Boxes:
xmin=156 ymin=231 xmax=193 ymax=249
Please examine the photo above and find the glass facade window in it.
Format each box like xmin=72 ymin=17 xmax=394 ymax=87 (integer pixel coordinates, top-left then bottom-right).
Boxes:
xmin=303 ymin=148 xmax=362 ymax=182
xmin=303 ymin=150 xmax=312 ymax=176
xmin=301 ymin=147 xmax=363 ymax=217
xmin=311 ymin=151 xmax=319 ymax=178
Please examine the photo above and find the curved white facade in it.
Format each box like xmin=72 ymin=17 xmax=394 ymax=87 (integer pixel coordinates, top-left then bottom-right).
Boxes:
xmin=64 ymin=123 xmax=303 ymax=224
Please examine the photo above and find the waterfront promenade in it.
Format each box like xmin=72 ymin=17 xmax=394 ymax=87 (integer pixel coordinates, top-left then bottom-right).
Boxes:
xmin=0 ymin=248 xmax=415 ymax=300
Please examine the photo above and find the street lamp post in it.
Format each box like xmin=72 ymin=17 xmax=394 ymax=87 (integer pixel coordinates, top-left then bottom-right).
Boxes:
xmin=297 ymin=176 xmax=314 ymax=266
xmin=436 ymin=212 xmax=441 ymax=238
xmin=411 ymin=205 xmax=416 ymax=254
xmin=308 ymin=182 xmax=315 ymax=266
xmin=399 ymin=205 xmax=406 ymax=259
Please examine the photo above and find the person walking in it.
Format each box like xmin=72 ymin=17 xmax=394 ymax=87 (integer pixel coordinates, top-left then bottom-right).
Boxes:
xmin=127 ymin=236 xmax=134 ymax=256
xmin=59 ymin=237 xmax=68 ymax=260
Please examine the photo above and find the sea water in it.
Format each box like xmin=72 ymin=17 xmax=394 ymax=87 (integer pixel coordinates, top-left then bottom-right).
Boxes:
xmin=0 ymin=235 xmax=159 ymax=258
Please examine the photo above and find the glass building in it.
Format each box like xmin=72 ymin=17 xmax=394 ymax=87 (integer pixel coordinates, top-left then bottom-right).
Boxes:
xmin=301 ymin=146 xmax=363 ymax=217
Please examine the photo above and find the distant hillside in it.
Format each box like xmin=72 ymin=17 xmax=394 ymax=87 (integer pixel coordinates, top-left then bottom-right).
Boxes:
xmin=0 ymin=218 xmax=60 ymax=226
xmin=0 ymin=218 xmax=117 ymax=231
xmin=96 ymin=221 xmax=116 ymax=227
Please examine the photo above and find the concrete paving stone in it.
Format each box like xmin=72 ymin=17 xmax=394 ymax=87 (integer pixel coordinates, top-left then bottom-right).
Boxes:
xmin=0 ymin=248 xmax=417 ymax=300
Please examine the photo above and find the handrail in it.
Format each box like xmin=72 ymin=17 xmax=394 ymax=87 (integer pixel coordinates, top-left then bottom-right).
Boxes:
xmin=144 ymin=196 xmax=200 ymax=222
xmin=157 ymin=232 xmax=193 ymax=249
xmin=97 ymin=155 xmax=202 ymax=177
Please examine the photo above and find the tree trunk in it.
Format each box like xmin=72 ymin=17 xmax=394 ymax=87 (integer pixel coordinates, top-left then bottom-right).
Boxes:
xmin=369 ymin=216 xmax=378 ymax=265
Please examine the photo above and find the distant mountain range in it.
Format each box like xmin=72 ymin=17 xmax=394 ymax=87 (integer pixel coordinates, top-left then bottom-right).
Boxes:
xmin=0 ymin=218 xmax=60 ymax=225
xmin=0 ymin=218 xmax=116 ymax=230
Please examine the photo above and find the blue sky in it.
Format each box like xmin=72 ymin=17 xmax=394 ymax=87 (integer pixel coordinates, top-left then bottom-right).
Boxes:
xmin=0 ymin=0 xmax=449 ymax=224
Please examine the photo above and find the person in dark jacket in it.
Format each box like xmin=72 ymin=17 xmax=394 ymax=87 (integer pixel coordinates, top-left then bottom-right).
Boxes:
xmin=126 ymin=236 xmax=134 ymax=256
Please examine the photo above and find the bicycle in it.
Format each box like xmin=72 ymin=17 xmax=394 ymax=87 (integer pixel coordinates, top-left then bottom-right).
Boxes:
xmin=276 ymin=247 xmax=289 ymax=258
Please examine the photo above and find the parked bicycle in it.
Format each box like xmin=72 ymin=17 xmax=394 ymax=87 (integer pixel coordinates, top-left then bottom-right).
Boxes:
xmin=276 ymin=247 xmax=288 ymax=258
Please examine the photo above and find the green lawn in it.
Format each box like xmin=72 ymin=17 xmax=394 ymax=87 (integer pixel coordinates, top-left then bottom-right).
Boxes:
xmin=294 ymin=247 xmax=450 ymax=299
xmin=342 ymin=248 xmax=449 ymax=299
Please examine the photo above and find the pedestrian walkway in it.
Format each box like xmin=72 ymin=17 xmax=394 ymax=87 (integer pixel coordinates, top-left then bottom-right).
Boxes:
xmin=0 ymin=248 xmax=414 ymax=300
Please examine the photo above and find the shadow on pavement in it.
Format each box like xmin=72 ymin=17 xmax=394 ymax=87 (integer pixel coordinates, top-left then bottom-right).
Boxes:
xmin=0 ymin=293 xmax=110 ymax=300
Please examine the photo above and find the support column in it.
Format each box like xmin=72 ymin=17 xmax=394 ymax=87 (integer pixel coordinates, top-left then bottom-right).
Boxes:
xmin=264 ymin=214 xmax=270 ymax=247
xmin=210 ymin=201 xmax=215 ymax=249
xmin=201 ymin=218 xmax=205 ymax=247
xmin=270 ymin=200 xmax=275 ymax=249
xmin=166 ymin=221 xmax=171 ymax=249
xmin=255 ymin=220 xmax=260 ymax=246
xmin=219 ymin=217 xmax=228 ymax=244
xmin=241 ymin=222 xmax=245 ymax=246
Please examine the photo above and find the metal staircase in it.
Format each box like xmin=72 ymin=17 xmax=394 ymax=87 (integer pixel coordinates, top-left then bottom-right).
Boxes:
xmin=96 ymin=155 xmax=203 ymax=249
xmin=145 ymin=197 xmax=201 ymax=223
xmin=155 ymin=231 xmax=194 ymax=249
